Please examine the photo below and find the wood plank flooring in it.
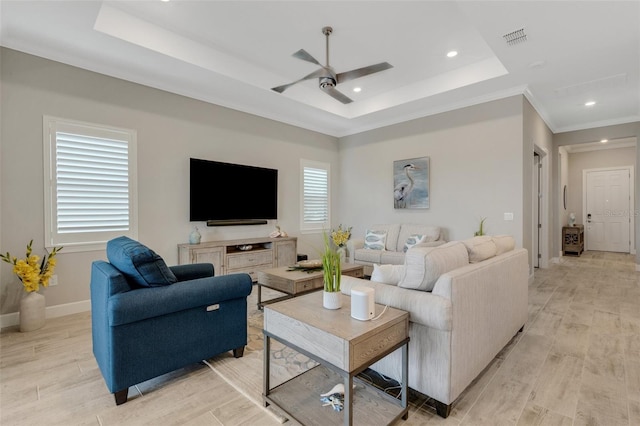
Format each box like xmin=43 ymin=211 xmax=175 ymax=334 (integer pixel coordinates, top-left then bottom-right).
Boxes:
xmin=1 ymin=251 xmax=638 ymax=425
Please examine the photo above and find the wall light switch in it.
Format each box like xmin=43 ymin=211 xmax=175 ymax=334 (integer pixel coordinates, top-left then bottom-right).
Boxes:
xmin=49 ymin=274 xmax=58 ymax=286
xmin=504 ymin=212 xmax=514 ymax=221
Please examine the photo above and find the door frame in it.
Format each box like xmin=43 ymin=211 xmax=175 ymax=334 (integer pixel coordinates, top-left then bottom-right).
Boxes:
xmin=533 ymin=145 xmax=549 ymax=268
xmin=582 ymin=166 xmax=635 ymax=254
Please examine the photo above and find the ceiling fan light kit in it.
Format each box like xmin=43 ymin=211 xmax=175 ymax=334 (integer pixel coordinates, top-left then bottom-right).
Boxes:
xmin=271 ymin=26 xmax=393 ymax=104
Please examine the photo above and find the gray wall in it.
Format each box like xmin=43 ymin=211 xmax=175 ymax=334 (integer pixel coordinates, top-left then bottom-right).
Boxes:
xmin=523 ymin=97 xmax=554 ymax=270
xmin=338 ymin=95 xmax=528 ymax=249
xmin=1 ymin=48 xmax=338 ymax=317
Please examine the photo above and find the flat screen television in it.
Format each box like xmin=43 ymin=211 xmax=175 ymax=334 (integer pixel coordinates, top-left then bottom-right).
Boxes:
xmin=190 ymin=158 xmax=278 ymax=224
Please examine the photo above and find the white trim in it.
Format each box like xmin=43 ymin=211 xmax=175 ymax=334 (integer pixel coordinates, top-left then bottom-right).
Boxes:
xmin=299 ymin=159 xmax=330 ymax=232
xmin=43 ymin=116 xmax=138 ymax=252
xmin=533 ymin=145 xmax=550 ymax=269
xmin=0 ymin=299 xmax=91 ymax=330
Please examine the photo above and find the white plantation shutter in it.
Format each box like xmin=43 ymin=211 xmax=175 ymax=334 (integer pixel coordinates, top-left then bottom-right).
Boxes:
xmin=300 ymin=160 xmax=330 ymax=231
xmin=44 ymin=117 xmax=138 ymax=251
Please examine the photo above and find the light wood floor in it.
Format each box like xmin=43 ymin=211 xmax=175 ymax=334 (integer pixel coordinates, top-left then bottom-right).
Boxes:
xmin=1 ymin=251 xmax=638 ymax=425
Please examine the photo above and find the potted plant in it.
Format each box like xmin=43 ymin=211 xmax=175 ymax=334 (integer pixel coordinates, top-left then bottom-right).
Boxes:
xmin=474 ymin=217 xmax=487 ymax=237
xmin=1 ymin=240 xmax=62 ymax=331
xmin=322 ymin=231 xmax=342 ymax=309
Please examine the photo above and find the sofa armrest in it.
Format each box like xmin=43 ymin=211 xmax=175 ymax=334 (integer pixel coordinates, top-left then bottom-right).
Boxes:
xmin=108 ymin=273 xmax=252 ymax=326
xmin=346 ymin=238 xmax=364 ymax=253
xmin=170 ymin=263 xmax=215 ymax=281
xmin=340 ymin=275 xmax=451 ymax=331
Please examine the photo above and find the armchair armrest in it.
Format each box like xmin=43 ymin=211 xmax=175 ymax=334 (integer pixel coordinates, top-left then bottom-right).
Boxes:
xmin=170 ymin=263 xmax=215 ymax=281
xmin=109 ymin=273 xmax=252 ymax=326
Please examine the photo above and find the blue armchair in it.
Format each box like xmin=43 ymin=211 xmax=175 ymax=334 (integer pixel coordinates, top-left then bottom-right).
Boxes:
xmin=91 ymin=237 xmax=252 ymax=405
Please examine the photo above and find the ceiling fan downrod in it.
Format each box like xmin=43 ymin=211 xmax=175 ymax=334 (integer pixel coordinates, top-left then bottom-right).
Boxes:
xmin=322 ymin=26 xmax=332 ymax=68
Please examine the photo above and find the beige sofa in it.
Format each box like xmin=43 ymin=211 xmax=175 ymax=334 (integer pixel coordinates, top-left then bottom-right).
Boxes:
xmin=346 ymin=224 xmax=446 ymax=276
xmin=340 ymin=236 xmax=528 ymax=418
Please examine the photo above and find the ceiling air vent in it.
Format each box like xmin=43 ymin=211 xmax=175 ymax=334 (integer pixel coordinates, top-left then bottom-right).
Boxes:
xmin=503 ymin=28 xmax=527 ymax=46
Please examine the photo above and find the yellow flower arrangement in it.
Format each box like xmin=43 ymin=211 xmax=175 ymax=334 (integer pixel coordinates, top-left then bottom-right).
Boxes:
xmin=330 ymin=224 xmax=352 ymax=248
xmin=1 ymin=240 xmax=62 ymax=293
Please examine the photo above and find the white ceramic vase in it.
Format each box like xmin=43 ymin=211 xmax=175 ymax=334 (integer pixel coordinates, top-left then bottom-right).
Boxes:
xmin=323 ymin=291 xmax=342 ymax=310
xmin=20 ymin=292 xmax=46 ymax=332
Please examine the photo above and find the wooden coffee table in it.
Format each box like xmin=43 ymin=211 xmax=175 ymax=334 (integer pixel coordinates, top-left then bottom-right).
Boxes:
xmin=263 ymin=291 xmax=409 ymax=425
xmin=256 ymin=263 xmax=364 ymax=309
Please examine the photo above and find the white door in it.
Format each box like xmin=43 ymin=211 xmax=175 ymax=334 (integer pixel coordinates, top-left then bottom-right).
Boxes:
xmin=585 ymin=168 xmax=631 ymax=252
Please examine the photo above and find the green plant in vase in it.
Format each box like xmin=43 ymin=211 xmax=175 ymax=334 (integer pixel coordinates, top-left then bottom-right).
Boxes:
xmin=321 ymin=231 xmax=342 ymax=309
xmin=322 ymin=231 xmax=341 ymax=292
xmin=474 ymin=217 xmax=487 ymax=237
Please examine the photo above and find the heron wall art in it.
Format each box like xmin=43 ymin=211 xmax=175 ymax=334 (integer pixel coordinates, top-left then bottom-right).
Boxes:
xmin=393 ymin=156 xmax=429 ymax=209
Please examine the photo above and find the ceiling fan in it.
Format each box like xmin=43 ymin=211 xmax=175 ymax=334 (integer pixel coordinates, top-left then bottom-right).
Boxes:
xmin=271 ymin=26 xmax=393 ymax=104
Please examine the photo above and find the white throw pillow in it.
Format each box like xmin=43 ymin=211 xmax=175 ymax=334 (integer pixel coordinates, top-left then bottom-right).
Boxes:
xmin=370 ymin=264 xmax=405 ymax=285
xmin=462 ymin=236 xmax=497 ymax=263
xmin=492 ymin=235 xmax=516 ymax=255
xmin=398 ymin=242 xmax=469 ymax=291
xmin=364 ymin=229 xmax=387 ymax=250
xmin=403 ymin=234 xmax=427 ymax=252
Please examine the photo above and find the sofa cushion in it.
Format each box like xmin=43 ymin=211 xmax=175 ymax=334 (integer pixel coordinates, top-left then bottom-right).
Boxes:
xmin=370 ymin=264 xmax=405 ymax=285
xmin=107 ymin=236 xmax=177 ymax=287
xmin=403 ymin=234 xmax=427 ymax=252
xmin=398 ymin=224 xmax=441 ymax=246
xmin=398 ymin=241 xmax=469 ymax=291
xmin=370 ymin=224 xmax=401 ymax=251
xmin=354 ymin=248 xmax=383 ymax=264
xmin=492 ymin=235 xmax=516 ymax=255
xmin=463 ymin=236 xmax=497 ymax=263
xmin=364 ymin=229 xmax=388 ymax=250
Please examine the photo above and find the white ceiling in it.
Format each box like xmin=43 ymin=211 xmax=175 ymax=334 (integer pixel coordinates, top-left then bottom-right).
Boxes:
xmin=1 ymin=1 xmax=639 ymax=138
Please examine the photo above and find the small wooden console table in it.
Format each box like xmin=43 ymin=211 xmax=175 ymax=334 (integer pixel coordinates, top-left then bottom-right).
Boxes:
xmin=263 ymin=292 xmax=409 ymax=425
xmin=562 ymin=225 xmax=584 ymax=256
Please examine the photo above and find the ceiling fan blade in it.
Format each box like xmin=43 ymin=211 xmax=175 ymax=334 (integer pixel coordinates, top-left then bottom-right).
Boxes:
xmin=322 ymin=86 xmax=353 ymax=104
xmin=271 ymin=68 xmax=327 ymax=93
xmin=292 ymin=49 xmax=322 ymax=66
xmin=336 ymin=62 xmax=393 ymax=84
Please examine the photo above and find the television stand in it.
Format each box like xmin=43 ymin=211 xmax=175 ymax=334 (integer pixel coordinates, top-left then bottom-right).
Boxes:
xmin=206 ymin=219 xmax=268 ymax=226
xmin=178 ymin=236 xmax=297 ymax=282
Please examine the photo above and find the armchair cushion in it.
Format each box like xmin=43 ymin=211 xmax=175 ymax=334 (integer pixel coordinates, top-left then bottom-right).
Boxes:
xmin=107 ymin=236 xmax=177 ymax=287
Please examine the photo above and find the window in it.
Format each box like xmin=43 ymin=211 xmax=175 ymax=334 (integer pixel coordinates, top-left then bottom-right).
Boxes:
xmin=44 ymin=116 xmax=138 ymax=251
xmin=300 ymin=159 xmax=330 ymax=232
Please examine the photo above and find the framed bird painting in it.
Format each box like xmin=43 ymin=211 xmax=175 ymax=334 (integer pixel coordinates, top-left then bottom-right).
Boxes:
xmin=393 ymin=156 xmax=429 ymax=209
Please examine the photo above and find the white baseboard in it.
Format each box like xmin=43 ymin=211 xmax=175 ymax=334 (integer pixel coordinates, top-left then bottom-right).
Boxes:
xmin=0 ymin=299 xmax=90 ymax=329
xmin=551 ymin=257 xmax=561 ymax=264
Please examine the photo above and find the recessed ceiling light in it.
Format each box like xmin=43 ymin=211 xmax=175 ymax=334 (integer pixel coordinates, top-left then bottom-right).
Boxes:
xmin=353 ymin=87 xmax=361 ymax=93
xmin=600 ymin=139 xmax=608 ymax=143
xmin=446 ymin=51 xmax=458 ymax=58
xmin=585 ymin=101 xmax=596 ymax=107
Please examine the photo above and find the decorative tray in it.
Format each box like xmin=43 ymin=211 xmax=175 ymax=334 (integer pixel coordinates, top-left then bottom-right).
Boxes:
xmin=287 ymin=259 xmax=323 ymax=272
